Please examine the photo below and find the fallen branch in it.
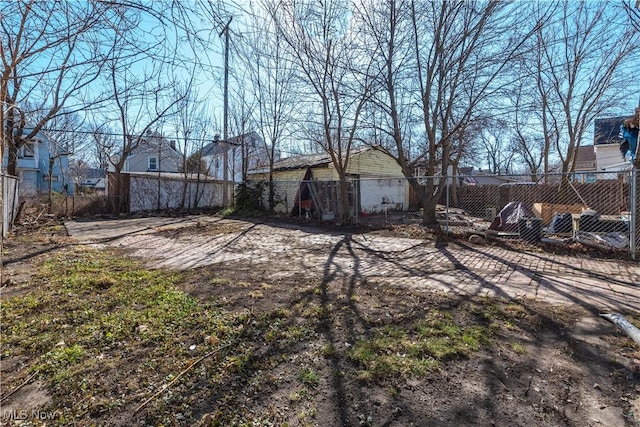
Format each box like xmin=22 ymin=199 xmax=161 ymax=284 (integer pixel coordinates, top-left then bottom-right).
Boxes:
xmin=0 ymin=372 xmax=37 ymax=403
xmin=600 ymin=313 xmax=640 ymax=346
xmin=133 ymin=311 xmax=254 ymax=416
xmin=134 ymin=340 xmax=236 ymax=414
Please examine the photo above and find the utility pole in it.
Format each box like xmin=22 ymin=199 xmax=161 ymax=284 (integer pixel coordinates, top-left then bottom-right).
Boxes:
xmin=220 ymin=18 xmax=232 ymax=207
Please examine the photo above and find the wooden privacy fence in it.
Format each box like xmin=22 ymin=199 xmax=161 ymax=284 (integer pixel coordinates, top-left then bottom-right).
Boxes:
xmin=449 ymin=180 xmax=629 ymax=219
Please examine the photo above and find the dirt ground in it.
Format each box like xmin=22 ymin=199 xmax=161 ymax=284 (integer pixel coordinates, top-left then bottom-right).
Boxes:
xmin=1 ymin=215 xmax=640 ymax=426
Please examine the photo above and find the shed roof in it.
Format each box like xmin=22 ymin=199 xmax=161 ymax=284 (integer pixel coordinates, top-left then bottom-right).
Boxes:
xmin=255 ymin=145 xmax=390 ymax=173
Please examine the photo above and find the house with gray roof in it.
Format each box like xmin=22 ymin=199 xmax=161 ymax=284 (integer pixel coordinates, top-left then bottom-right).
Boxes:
xmin=198 ymin=131 xmax=271 ymax=183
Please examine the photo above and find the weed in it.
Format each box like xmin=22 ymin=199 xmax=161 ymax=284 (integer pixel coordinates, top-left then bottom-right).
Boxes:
xmin=320 ymin=344 xmax=337 ymax=358
xmin=289 ymin=389 xmax=307 ymax=402
xmin=209 ymin=278 xmax=231 ymax=286
xmin=504 ymin=303 xmax=526 ymax=317
xmin=248 ymin=290 xmax=264 ymax=299
xmin=37 ymin=344 xmax=86 ymax=375
xmin=302 ymin=304 xmax=328 ymax=319
xmin=348 ymin=312 xmax=490 ymax=381
xmin=299 ymin=368 xmax=320 ymax=388
xmin=510 ymin=342 xmax=527 ymax=354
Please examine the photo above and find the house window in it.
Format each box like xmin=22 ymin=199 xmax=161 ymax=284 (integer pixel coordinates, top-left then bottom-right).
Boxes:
xmin=19 ymin=142 xmax=35 ymax=158
xmin=148 ymin=156 xmax=158 ymax=171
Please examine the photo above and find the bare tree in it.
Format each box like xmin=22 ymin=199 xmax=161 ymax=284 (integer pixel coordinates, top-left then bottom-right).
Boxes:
xmin=96 ymin=37 xmax=188 ymax=211
xmin=623 ymin=2 xmax=640 ymax=34
xmin=271 ymin=0 xmax=381 ymax=221
xmin=503 ymin=82 xmax=547 ymax=179
xmin=170 ymin=85 xmax=216 ymax=209
xmin=407 ymin=1 xmax=551 ymax=224
xmin=226 ymin=71 xmax=257 ymax=184
xmin=1 ymin=0 xmax=116 ymax=176
xmin=355 ymin=1 xmax=547 ymax=225
xmin=526 ymin=2 xmax=639 ymax=175
xmin=38 ymin=111 xmax=84 ymax=210
xmin=237 ymin=1 xmax=299 ymax=211
xmin=477 ymin=120 xmax=517 ymax=176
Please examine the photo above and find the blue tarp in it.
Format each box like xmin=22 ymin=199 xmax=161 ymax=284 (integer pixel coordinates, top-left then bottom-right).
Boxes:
xmin=620 ymin=124 xmax=639 ymax=161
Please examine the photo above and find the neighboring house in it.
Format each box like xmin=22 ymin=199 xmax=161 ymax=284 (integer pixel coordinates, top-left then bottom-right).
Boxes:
xmin=76 ymin=168 xmax=107 ymax=193
xmin=109 ymin=131 xmax=181 ymax=173
xmin=2 ymin=128 xmax=74 ymax=196
xmin=457 ymin=167 xmax=517 ymax=186
xmin=572 ymin=145 xmax=597 ymax=183
xmin=198 ymin=131 xmax=271 ymax=183
xmin=593 ymin=117 xmax=630 ymax=174
xmin=413 ymin=165 xmax=516 ymax=186
xmin=248 ymin=145 xmax=409 ymax=218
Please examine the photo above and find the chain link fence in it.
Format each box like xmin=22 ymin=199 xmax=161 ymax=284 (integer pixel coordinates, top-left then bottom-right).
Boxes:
xmin=248 ymin=170 xmax=637 ymax=258
xmin=17 ymin=194 xmax=114 ymax=219
xmin=9 ymin=169 xmax=639 ymax=259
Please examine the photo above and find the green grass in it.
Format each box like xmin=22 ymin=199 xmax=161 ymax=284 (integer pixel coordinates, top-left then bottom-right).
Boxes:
xmin=348 ymin=310 xmax=491 ymax=380
xmin=510 ymin=342 xmax=527 ymax=354
xmin=298 ymin=368 xmax=320 ymax=388
xmin=0 ymin=247 xmax=252 ymax=420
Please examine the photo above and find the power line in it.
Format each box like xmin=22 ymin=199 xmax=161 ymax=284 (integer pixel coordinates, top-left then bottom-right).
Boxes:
xmin=32 ymin=126 xmax=311 ymax=158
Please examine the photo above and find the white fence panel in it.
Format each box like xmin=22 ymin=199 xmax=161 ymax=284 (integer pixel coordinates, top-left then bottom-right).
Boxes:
xmin=2 ymin=174 xmax=20 ymax=237
xmin=128 ymin=174 xmax=229 ymax=213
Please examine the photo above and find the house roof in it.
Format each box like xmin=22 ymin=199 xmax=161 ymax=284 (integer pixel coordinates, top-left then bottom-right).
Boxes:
xmin=199 ymin=131 xmax=262 ymax=157
xmin=269 ymin=152 xmax=333 ymax=170
xmin=463 ymin=174 xmax=516 ymax=186
xmin=260 ymin=145 xmax=389 ymax=172
xmin=86 ymin=168 xmax=107 ymax=179
xmin=113 ymin=132 xmax=179 ymax=159
xmin=594 ymin=117 xmax=626 ymax=146
xmin=121 ymin=171 xmax=222 ymax=182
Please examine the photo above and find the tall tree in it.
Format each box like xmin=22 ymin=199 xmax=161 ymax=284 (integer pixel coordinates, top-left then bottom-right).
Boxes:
xmin=271 ymin=0 xmax=381 ymax=221
xmin=39 ymin=111 xmax=84 ymax=209
xmin=95 ymin=23 xmax=188 ymax=211
xmin=408 ymin=1 xmax=548 ymax=224
xmin=237 ymin=1 xmax=299 ymax=211
xmin=526 ymin=2 xmax=639 ymax=175
xmin=477 ymin=120 xmax=517 ymax=175
xmin=1 ymin=0 xmax=115 ymax=176
xmin=170 ymin=85 xmax=216 ymax=209
xmin=357 ymin=0 xmax=547 ymax=225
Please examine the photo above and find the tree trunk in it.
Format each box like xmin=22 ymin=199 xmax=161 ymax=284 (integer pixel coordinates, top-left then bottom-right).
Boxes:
xmin=422 ymin=196 xmax=439 ymax=225
xmin=6 ymin=142 xmax=18 ymax=177
xmin=48 ymin=157 xmax=55 ymax=214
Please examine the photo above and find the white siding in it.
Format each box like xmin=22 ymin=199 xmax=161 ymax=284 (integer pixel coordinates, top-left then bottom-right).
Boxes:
xmin=595 ymin=144 xmax=625 ymax=171
xmin=360 ymin=177 xmax=406 ymax=213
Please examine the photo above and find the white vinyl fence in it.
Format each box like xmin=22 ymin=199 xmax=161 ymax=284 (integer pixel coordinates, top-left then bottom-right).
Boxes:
xmin=2 ymin=174 xmax=20 ymax=237
xmin=125 ymin=172 xmax=232 ymax=213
